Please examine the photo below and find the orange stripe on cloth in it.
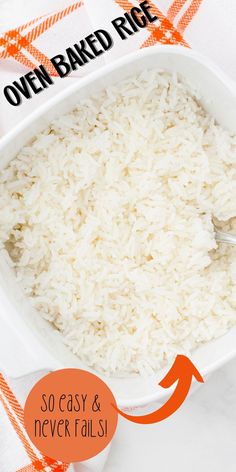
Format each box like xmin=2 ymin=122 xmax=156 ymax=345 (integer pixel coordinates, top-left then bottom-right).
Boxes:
xmin=21 ymin=42 xmax=57 ymax=75
xmin=36 ymin=456 xmax=69 ymax=471
xmin=141 ymin=20 xmax=187 ymax=48
xmin=0 ymin=374 xmax=70 ymax=471
xmin=177 ymin=0 xmax=203 ymax=32
xmin=25 ymin=1 xmax=83 ymax=44
xmin=115 ymin=0 xmax=188 ymax=48
xmin=167 ymin=0 xmax=187 ymax=22
xmin=17 ymin=463 xmax=69 ymax=472
xmin=0 ymin=1 xmax=83 ymax=72
xmin=1 ymin=8 xmax=61 ymax=38
xmin=142 ymin=0 xmax=188 ymax=45
xmin=11 ymin=13 xmax=48 ymax=35
xmin=17 ymin=465 xmax=37 ymax=472
xmin=1 ymin=47 xmax=39 ymax=70
xmin=32 ymin=458 xmax=69 ymax=472
xmin=15 ymin=7 xmax=71 ymax=34
xmin=0 ymin=392 xmax=38 ymax=463
xmin=0 ymin=31 xmax=57 ymax=75
xmin=0 ymin=35 xmax=55 ymax=74
xmin=0 ymin=7 xmax=68 ymax=48
xmin=0 ymin=373 xmax=25 ymax=425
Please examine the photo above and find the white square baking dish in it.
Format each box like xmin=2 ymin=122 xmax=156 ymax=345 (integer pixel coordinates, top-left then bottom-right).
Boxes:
xmin=0 ymin=45 xmax=236 ymax=409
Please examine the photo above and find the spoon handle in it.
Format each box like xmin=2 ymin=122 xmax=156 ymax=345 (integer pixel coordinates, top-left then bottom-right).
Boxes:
xmin=215 ymin=230 xmax=236 ymax=246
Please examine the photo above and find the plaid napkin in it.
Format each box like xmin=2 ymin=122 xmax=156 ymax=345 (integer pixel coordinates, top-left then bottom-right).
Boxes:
xmin=0 ymin=0 xmax=236 ymax=471
xmin=0 ymin=371 xmax=110 ymax=472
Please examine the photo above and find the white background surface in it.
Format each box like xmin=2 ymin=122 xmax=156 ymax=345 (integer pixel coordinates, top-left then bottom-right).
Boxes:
xmin=104 ymin=359 xmax=236 ymax=471
xmin=0 ymin=1 xmax=236 ymax=471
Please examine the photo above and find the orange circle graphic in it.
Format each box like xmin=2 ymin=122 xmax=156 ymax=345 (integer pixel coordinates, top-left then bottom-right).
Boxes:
xmin=24 ymin=369 xmax=118 ymax=463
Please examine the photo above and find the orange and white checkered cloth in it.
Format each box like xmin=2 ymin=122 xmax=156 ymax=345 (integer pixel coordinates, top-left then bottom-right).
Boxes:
xmin=0 ymin=0 xmax=236 ymax=471
xmin=0 ymin=370 xmax=110 ymax=472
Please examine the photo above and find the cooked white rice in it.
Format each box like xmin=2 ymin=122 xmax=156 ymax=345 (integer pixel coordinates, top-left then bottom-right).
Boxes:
xmin=0 ymin=69 xmax=236 ymax=375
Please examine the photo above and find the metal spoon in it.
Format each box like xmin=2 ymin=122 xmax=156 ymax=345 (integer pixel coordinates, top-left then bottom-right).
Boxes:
xmin=215 ymin=227 xmax=236 ymax=246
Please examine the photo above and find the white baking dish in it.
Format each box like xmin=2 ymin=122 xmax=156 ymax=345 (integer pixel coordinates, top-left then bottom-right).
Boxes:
xmin=0 ymin=45 xmax=236 ymax=409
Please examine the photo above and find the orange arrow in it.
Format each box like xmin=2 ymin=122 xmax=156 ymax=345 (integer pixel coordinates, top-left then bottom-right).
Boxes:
xmin=112 ymin=355 xmax=204 ymax=424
